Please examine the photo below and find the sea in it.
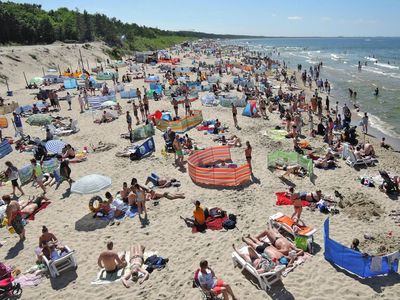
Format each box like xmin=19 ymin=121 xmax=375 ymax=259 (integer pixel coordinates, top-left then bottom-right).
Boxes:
xmin=228 ymin=37 xmax=400 ymax=141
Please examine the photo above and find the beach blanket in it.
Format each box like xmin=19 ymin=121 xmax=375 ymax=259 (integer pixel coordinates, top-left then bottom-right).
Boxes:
xmin=265 ymin=129 xmax=288 ymax=141
xmin=14 ymin=272 xmax=45 ymax=287
xmin=282 ymin=252 xmax=312 ymax=277
xmin=192 ymin=216 xmax=228 ymax=233
xmin=98 ymin=205 xmax=138 ymax=221
xmin=26 ymin=202 xmax=51 ymax=221
xmin=275 ymin=192 xmax=310 ymax=207
xmin=91 ymin=252 xmax=130 ymax=285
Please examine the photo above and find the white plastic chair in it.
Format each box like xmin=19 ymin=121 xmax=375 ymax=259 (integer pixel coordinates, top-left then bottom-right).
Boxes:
xmin=346 ymin=151 xmax=377 ymax=167
xmin=42 ymin=246 xmax=77 ymax=278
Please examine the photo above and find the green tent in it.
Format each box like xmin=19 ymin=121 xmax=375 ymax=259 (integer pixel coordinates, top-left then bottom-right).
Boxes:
xmin=29 ymin=77 xmax=44 ymax=86
xmin=26 ymin=114 xmax=53 ymax=126
xmin=131 ymin=123 xmax=155 ymax=141
xmin=267 ymin=151 xmax=314 ymax=179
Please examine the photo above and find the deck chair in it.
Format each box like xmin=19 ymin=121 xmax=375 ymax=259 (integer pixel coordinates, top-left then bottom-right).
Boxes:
xmin=193 ymin=269 xmax=223 ymax=300
xmin=269 ymin=212 xmax=317 ymax=253
xmin=231 ymin=246 xmax=285 ymax=291
xmin=52 ymin=120 xmax=80 ymax=136
xmin=346 ymin=151 xmax=377 ymax=167
xmin=341 ymin=142 xmax=350 ymax=160
xmin=42 ymin=246 xmax=77 ymax=278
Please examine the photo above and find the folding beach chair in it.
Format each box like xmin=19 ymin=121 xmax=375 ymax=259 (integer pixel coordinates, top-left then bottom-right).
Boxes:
xmin=231 ymin=246 xmax=285 ymax=291
xmin=42 ymin=246 xmax=77 ymax=278
xmin=193 ymin=269 xmax=223 ymax=300
xmin=346 ymin=151 xmax=377 ymax=168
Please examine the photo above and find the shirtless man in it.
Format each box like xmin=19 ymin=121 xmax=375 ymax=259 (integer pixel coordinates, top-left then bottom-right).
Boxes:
xmin=122 ymin=244 xmax=149 ymax=287
xmin=3 ymin=195 xmax=25 ymax=241
xmin=119 ymin=182 xmax=130 ymax=202
xmin=256 ymin=223 xmax=304 ymax=256
xmin=172 ymin=97 xmax=179 ymax=117
xmin=98 ymin=241 xmax=127 ymax=273
xmin=173 ymin=135 xmax=184 ymax=168
xmin=239 ymin=235 xmax=294 ymax=267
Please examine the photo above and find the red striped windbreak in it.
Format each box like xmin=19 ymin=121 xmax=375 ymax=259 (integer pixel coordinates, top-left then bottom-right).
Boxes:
xmin=188 ymin=146 xmax=251 ymax=187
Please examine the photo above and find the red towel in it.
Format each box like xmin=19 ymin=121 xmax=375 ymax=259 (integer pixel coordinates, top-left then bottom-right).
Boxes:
xmin=26 ymin=202 xmax=51 ymax=220
xmin=196 ymin=125 xmax=210 ymax=131
xmin=275 ymin=192 xmax=310 ymax=207
xmin=192 ymin=216 xmax=228 ymax=233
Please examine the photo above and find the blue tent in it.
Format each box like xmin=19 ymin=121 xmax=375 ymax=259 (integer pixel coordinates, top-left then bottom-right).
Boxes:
xmin=0 ymin=140 xmax=12 ymax=159
xmin=64 ymin=78 xmax=77 ymax=89
xmin=242 ymin=100 xmax=257 ymax=117
xmin=130 ymin=137 xmax=155 ymax=160
xmin=324 ymin=218 xmax=399 ymax=278
xmin=120 ymin=89 xmax=138 ymax=99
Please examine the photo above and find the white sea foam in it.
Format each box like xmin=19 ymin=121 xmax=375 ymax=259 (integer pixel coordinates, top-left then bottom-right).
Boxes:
xmin=357 ymin=112 xmax=400 ymax=139
xmin=374 ymin=62 xmax=399 ymax=70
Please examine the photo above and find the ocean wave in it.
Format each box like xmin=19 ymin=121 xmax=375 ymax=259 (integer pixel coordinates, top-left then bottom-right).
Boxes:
xmin=364 ymin=56 xmax=378 ymax=62
xmin=374 ymin=62 xmax=399 ymax=70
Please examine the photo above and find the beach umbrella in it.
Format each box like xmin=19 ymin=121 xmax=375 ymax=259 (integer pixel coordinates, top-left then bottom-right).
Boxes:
xmin=26 ymin=114 xmax=53 ymax=126
xmin=45 ymin=140 xmax=66 ymax=154
xmin=71 ymin=174 xmax=112 ymax=195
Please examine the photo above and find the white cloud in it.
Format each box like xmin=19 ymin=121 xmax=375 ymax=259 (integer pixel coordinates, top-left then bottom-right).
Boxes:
xmin=288 ymin=16 xmax=302 ymax=21
xmin=321 ymin=17 xmax=332 ymax=21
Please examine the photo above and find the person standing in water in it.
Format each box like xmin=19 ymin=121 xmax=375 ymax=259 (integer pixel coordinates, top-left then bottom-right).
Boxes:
xmin=362 ymin=112 xmax=369 ymax=134
xmin=374 ymin=87 xmax=379 ymax=96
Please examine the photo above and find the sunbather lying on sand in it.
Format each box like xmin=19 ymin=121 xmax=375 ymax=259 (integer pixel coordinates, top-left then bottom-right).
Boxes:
xmin=275 ymin=163 xmax=301 ymax=177
xmin=213 ymin=135 xmax=242 ymax=147
xmin=236 ymin=235 xmax=295 ymax=267
xmin=98 ymin=241 xmax=127 ymax=273
xmin=256 ymin=223 xmax=304 ymax=256
xmin=20 ymin=195 xmax=51 ymax=219
xmin=145 ymin=173 xmax=180 ymax=188
xmin=122 ymin=244 xmax=149 ymax=288
xmin=146 ymin=190 xmax=185 ymax=200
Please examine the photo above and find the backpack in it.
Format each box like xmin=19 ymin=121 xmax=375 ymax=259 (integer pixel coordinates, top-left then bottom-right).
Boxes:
xmin=223 ymin=219 xmax=236 ymax=230
xmin=144 ymin=255 xmax=168 ymax=273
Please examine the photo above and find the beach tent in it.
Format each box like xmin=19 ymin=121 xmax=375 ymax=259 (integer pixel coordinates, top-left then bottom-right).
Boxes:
xmin=26 ymin=114 xmax=53 ymax=126
xmin=156 ymin=110 xmax=203 ymax=133
xmin=188 ymin=146 xmax=251 ymax=187
xmin=242 ymin=100 xmax=257 ymax=117
xmin=267 ymin=151 xmax=314 ymax=179
xmin=0 ymin=140 xmax=12 ymax=159
xmin=144 ymin=75 xmax=160 ymax=83
xmin=131 ymin=123 xmax=155 ymax=141
xmin=18 ymin=158 xmax=59 ymax=185
xmin=0 ymin=116 xmax=8 ymax=128
xmin=96 ymin=71 xmax=115 ymax=81
xmin=45 ymin=140 xmax=66 ymax=154
xmin=201 ymin=94 xmax=219 ymax=106
xmin=120 ymin=89 xmax=137 ymax=99
xmin=29 ymin=77 xmax=44 ymax=86
xmin=219 ymin=95 xmax=246 ymax=107
xmin=130 ymin=137 xmax=155 ymax=160
xmin=64 ymin=78 xmax=77 ymax=89
xmin=324 ymin=218 xmax=399 ymax=278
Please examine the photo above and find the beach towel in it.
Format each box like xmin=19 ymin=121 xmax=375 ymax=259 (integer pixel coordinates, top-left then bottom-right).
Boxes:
xmin=282 ymin=252 xmax=312 ymax=277
xmin=14 ymin=272 xmax=44 ymax=287
xmin=192 ymin=215 xmax=228 ymax=233
xmin=265 ymin=129 xmax=288 ymax=141
xmin=97 ymin=205 xmax=138 ymax=221
xmin=26 ymin=202 xmax=51 ymax=221
xmin=91 ymin=252 xmax=130 ymax=285
xmin=275 ymin=192 xmax=311 ymax=207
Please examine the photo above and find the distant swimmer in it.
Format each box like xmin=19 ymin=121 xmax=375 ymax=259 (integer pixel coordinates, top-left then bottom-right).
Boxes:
xmin=358 ymin=61 xmax=362 ymax=70
xmin=374 ymin=87 xmax=379 ymax=96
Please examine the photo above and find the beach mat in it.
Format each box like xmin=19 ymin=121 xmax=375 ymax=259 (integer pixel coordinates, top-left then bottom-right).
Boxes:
xmin=26 ymin=202 xmax=51 ymax=220
xmin=264 ymin=129 xmax=287 ymax=141
xmin=275 ymin=192 xmax=310 ymax=207
xmin=98 ymin=206 xmax=138 ymax=221
xmin=192 ymin=216 xmax=228 ymax=233
xmin=91 ymin=252 xmax=130 ymax=285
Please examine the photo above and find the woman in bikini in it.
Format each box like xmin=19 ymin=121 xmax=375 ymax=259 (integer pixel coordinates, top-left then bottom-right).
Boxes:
xmin=138 ymin=100 xmax=145 ymax=122
xmin=122 ymin=244 xmax=149 ymax=288
xmin=245 ymin=141 xmax=252 ymax=172
xmin=132 ymin=183 xmax=147 ymax=216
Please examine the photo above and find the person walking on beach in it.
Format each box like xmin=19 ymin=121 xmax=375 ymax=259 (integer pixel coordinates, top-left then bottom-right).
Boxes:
xmin=12 ymin=112 xmax=23 ymax=137
xmin=231 ymin=103 xmax=238 ymax=127
xmin=132 ymin=102 xmax=140 ymax=125
xmin=136 ymin=88 xmax=141 ymax=100
xmin=30 ymin=159 xmax=46 ymax=194
xmin=3 ymin=195 xmax=25 ymax=241
xmin=138 ymin=100 xmax=145 ymax=122
xmin=325 ymin=96 xmax=330 ymax=112
xmin=362 ymin=112 xmax=369 ymax=134
xmin=173 ymin=135 xmax=184 ymax=169
xmin=66 ymin=92 xmax=72 ymax=110
xmin=172 ymin=97 xmax=179 ymax=117
xmin=126 ymin=111 xmax=132 ymax=132
xmin=245 ymin=141 xmax=252 ymax=173
xmin=78 ymin=92 xmax=84 ymax=113
xmin=184 ymin=96 xmax=191 ymax=116
xmin=143 ymin=95 xmax=149 ymax=116
xmin=4 ymin=161 xmax=24 ymax=197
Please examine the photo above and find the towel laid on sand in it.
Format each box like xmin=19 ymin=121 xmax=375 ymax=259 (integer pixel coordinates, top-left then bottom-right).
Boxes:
xmin=26 ymin=202 xmax=51 ymax=221
xmin=192 ymin=215 xmax=228 ymax=233
xmin=275 ymin=192 xmax=310 ymax=207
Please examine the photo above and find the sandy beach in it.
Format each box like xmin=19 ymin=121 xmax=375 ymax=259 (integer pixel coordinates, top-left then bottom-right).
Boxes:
xmin=0 ymin=41 xmax=400 ymax=300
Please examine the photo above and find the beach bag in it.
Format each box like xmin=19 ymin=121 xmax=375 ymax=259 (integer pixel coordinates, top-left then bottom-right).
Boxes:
xmin=294 ymin=236 xmax=308 ymax=251
xmin=145 ymin=255 xmax=168 ymax=273
xmin=223 ymin=219 xmax=236 ymax=230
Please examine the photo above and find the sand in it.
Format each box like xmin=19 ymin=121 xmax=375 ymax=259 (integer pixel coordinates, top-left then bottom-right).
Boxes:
xmin=0 ymin=42 xmax=400 ymax=300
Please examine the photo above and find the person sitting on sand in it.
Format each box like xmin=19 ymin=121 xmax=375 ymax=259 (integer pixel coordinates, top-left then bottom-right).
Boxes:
xmin=145 ymin=173 xmax=180 ymax=188
xmin=180 ymin=200 xmax=206 ymax=232
xmin=350 ymin=238 xmax=360 ymax=252
xmin=256 ymin=223 xmax=304 ymax=256
xmin=98 ymin=241 xmax=127 ymax=274
xmin=105 ymin=192 xmax=125 ymax=219
xmin=119 ymin=182 xmax=130 ymax=203
xmin=361 ymin=142 xmax=376 ymax=157
xmin=380 ymin=137 xmax=393 ymax=150
xmin=122 ymin=244 xmax=149 ymax=287
xmin=234 ymin=237 xmax=294 ymax=268
xmin=197 ymin=260 xmax=239 ymax=300
xmin=62 ymin=144 xmax=76 ymax=159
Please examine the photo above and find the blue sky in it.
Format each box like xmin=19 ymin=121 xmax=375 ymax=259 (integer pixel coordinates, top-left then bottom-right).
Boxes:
xmin=13 ymin=0 xmax=400 ymax=36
